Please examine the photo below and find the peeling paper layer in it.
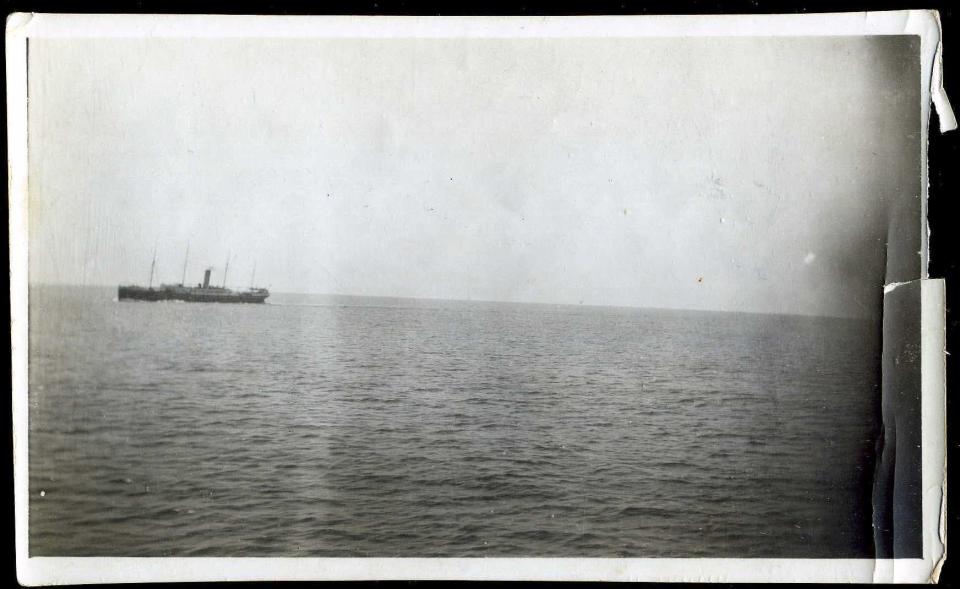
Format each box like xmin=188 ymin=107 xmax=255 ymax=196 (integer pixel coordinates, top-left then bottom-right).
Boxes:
xmin=875 ymin=280 xmax=923 ymax=561
xmin=870 ymin=279 xmax=946 ymax=583
xmin=929 ymin=12 xmax=958 ymax=133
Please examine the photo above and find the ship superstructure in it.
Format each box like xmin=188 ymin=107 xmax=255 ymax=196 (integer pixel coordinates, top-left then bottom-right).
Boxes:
xmin=118 ymin=249 xmax=269 ymax=304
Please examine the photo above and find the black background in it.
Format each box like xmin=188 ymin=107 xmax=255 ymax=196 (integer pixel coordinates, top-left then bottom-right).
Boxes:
xmin=3 ymin=0 xmax=958 ymax=587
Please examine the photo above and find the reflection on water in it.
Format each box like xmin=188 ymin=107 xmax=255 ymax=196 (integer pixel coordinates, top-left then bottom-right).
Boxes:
xmin=29 ymin=286 xmax=880 ymax=557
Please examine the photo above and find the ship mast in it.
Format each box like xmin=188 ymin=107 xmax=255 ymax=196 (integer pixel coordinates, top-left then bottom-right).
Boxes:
xmin=180 ymin=242 xmax=190 ymax=286
xmin=222 ymin=251 xmax=231 ymax=288
xmin=148 ymin=246 xmax=157 ymax=289
xmin=250 ymin=262 xmax=256 ymax=289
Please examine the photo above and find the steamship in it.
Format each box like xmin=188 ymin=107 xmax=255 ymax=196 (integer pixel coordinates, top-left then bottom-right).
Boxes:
xmin=118 ymin=249 xmax=269 ymax=304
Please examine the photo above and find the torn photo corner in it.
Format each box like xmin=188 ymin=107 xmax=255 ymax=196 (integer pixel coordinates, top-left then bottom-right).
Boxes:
xmin=6 ymin=10 xmax=952 ymax=585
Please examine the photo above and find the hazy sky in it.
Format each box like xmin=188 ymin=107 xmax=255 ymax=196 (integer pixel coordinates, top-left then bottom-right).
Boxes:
xmin=28 ymin=35 xmax=919 ymax=317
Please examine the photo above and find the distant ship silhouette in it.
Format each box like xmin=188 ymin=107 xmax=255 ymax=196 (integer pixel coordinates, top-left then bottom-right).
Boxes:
xmin=118 ymin=246 xmax=269 ymax=304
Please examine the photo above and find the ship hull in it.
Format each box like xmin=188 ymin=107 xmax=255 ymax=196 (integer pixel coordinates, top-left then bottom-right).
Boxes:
xmin=118 ymin=286 xmax=268 ymax=304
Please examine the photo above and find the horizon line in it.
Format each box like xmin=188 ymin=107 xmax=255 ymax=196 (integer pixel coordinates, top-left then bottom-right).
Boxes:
xmin=26 ymin=280 xmax=877 ymax=322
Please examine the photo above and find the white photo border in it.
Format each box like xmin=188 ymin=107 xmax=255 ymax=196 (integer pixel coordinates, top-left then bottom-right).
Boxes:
xmin=7 ymin=11 xmax=951 ymax=584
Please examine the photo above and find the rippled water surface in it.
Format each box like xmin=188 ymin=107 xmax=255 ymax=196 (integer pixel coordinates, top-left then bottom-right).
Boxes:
xmin=29 ymin=285 xmax=881 ymax=557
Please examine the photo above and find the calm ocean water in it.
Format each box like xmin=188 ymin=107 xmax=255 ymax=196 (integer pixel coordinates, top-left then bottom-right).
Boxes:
xmin=28 ymin=285 xmax=881 ymax=557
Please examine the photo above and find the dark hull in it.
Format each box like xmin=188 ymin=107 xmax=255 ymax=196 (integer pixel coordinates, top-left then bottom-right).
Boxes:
xmin=118 ymin=286 xmax=268 ymax=304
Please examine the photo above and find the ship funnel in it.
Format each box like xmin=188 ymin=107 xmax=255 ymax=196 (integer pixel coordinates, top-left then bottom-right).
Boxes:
xmin=202 ymin=268 xmax=211 ymax=288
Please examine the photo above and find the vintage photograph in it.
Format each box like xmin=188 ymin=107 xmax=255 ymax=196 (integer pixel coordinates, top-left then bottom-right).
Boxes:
xmin=9 ymin=12 xmax=949 ymax=583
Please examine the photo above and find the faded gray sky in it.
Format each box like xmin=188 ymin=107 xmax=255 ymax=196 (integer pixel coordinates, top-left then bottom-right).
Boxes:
xmin=27 ymin=35 xmax=919 ymax=317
